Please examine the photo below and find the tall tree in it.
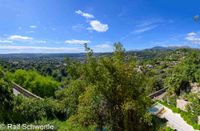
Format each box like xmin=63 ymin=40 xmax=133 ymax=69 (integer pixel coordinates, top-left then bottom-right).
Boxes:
xmin=69 ymin=43 xmax=152 ymax=131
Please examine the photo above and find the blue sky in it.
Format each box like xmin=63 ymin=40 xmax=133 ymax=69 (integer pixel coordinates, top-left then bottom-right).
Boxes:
xmin=0 ymin=0 xmax=200 ymax=53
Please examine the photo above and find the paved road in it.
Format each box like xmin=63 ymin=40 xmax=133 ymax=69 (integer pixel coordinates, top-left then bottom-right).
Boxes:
xmin=160 ymin=104 xmax=197 ymax=131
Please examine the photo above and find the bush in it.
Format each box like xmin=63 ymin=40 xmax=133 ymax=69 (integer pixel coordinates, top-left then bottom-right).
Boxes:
xmin=0 ymin=77 xmax=14 ymax=123
xmin=13 ymin=96 xmax=66 ymax=123
xmin=9 ymin=69 xmax=60 ymax=97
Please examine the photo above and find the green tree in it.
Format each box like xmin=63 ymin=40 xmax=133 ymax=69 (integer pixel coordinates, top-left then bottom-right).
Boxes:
xmin=10 ymin=69 xmax=60 ymax=97
xmin=13 ymin=97 xmax=66 ymax=123
xmin=55 ymin=80 xmax=85 ymax=118
xmin=164 ymin=52 xmax=200 ymax=95
xmin=69 ymin=43 xmax=152 ymax=131
xmin=165 ymin=72 xmax=190 ymax=95
xmin=186 ymin=93 xmax=200 ymax=116
xmin=0 ymin=68 xmax=14 ymax=122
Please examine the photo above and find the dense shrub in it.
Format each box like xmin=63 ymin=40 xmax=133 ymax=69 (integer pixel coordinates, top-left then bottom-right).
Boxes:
xmin=13 ymin=96 xmax=66 ymax=123
xmin=0 ymin=69 xmax=14 ymax=123
xmin=8 ymin=69 xmax=60 ymax=97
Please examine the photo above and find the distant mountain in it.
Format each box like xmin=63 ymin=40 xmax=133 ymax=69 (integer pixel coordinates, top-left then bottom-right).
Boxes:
xmin=145 ymin=46 xmax=191 ymax=51
xmin=150 ymin=46 xmax=169 ymax=50
xmin=167 ymin=45 xmax=191 ymax=49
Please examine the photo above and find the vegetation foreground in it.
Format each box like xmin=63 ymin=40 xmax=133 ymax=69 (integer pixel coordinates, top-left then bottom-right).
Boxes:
xmin=1 ymin=43 xmax=200 ymax=130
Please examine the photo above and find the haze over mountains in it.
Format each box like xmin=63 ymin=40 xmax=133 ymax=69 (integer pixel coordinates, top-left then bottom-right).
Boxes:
xmin=0 ymin=45 xmax=192 ymax=55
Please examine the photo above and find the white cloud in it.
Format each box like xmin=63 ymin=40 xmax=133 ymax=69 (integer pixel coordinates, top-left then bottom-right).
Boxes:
xmin=131 ymin=18 xmax=163 ymax=34
xmin=6 ymin=35 xmax=46 ymax=44
xmin=187 ymin=32 xmax=197 ymax=36
xmin=0 ymin=40 xmax=13 ymax=43
xmin=75 ymin=10 xmax=94 ymax=19
xmin=75 ymin=9 xmax=109 ymax=33
xmin=29 ymin=25 xmax=37 ymax=29
xmin=8 ymin=35 xmax=33 ymax=40
xmin=88 ymin=20 xmax=109 ymax=32
xmin=0 ymin=46 xmax=83 ymax=53
xmin=185 ymin=36 xmax=196 ymax=41
xmin=185 ymin=32 xmax=200 ymax=44
xmin=65 ymin=39 xmax=90 ymax=44
xmin=133 ymin=25 xmax=157 ymax=34
xmin=93 ymin=43 xmax=112 ymax=52
xmin=136 ymin=18 xmax=163 ymax=27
